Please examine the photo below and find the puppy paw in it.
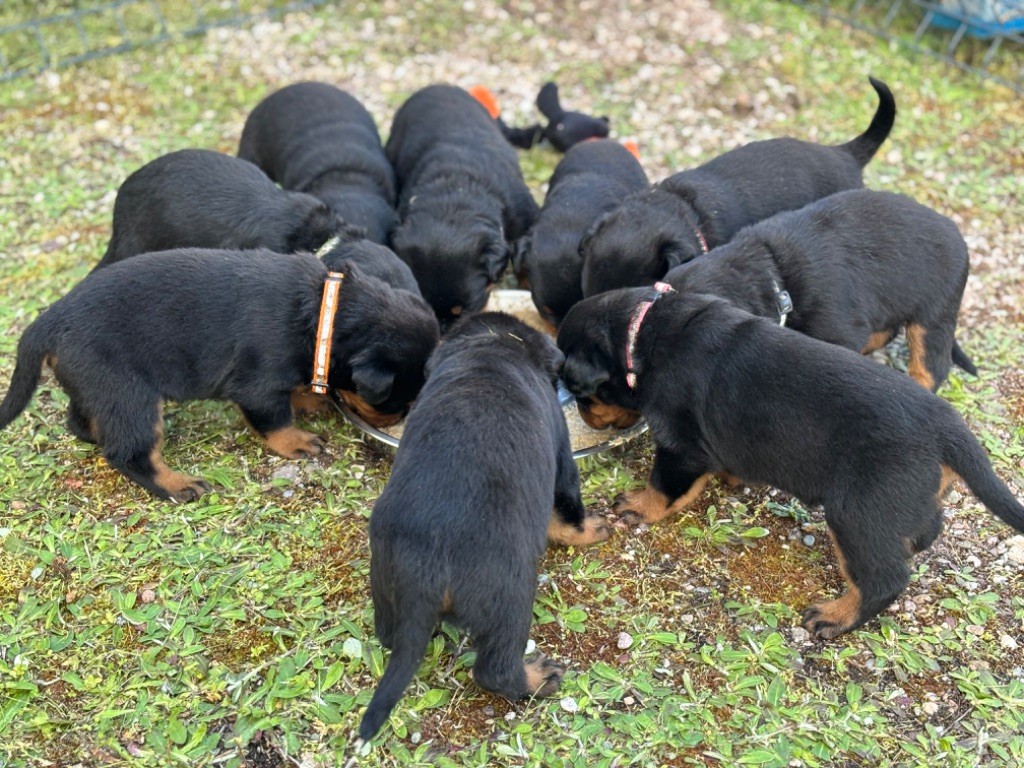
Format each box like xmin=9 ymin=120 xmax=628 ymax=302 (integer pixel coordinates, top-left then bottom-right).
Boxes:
xmin=801 ymin=596 xmax=860 ymax=640
xmin=523 ymin=654 xmax=565 ymax=698
xmin=548 ymin=513 xmax=611 ymax=547
xmin=613 ymin=487 xmax=668 ymax=525
xmin=290 ymin=388 xmax=331 ymax=417
xmin=265 ymin=427 xmax=326 ymax=459
xmin=159 ymin=474 xmax=211 ymax=503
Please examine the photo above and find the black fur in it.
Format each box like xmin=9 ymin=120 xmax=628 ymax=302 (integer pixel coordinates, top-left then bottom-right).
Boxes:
xmin=319 ymin=224 xmax=421 ymax=296
xmin=580 ymin=77 xmax=896 ymax=297
xmin=0 ymin=250 xmax=439 ymax=501
xmin=386 ymin=85 xmax=540 ymax=327
xmin=95 ymin=149 xmax=342 ymax=268
xmin=516 ymin=140 xmax=648 ymax=328
xmin=360 ymin=312 xmax=606 ymax=740
xmin=238 ymin=82 xmax=398 ymax=244
xmin=663 ymin=189 xmax=976 ymax=389
xmin=558 ymin=290 xmax=1024 ymax=639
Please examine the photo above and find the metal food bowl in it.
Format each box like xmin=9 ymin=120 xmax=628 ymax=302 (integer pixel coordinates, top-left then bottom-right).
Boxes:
xmin=336 ymin=289 xmax=647 ymax=460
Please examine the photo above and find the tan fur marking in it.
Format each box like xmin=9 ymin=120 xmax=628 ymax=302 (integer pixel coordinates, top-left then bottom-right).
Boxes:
xmin=149 ymin=403 xmax=207 ymax=500
xmin=615 ymin=474 xmax=712 ymax=524
xmin=265 ymin=425 xmax=324 ymax=458
xmin=578 ymin=396 xmax=641 ymax=430
xmin=450 ymin=305 xmax=463 ymax=317
xmin=664 ymin=474 xmax=713 ymax=517
xmin=338 ymin=390 xmax=404 ymax=428
xmin=938 ymin=463 xmax=960 ymax=500
xmin=905 ymin=324 xmax=935 ymax=390
xmin=803 ymin=528 xmax=862 ymax=638
xmin=290 ymin=387 xmax=331 ymax=416
xmin=861 ymin=330 xmax=894 ymax=354
xmin=539 ymin=316 xmax=559 ymax=338
xmin=441 ymin=589 xmax=453 ymax=614
xmin=718 ymin=472 xmax=743 ymax=487
xmin=548 ymin=512 xmax=610 ymax=547
xmin=523 ymin=656 xmax=564 ymax=697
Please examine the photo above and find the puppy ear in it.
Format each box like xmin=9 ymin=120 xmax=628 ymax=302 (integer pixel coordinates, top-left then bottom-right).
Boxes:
xmin=511 ymin=235 xmax=531 ymax=275
xmin=578 ymin=210 xmax=612 ymax=259
xmin=481 ymin=237 xmax=510 ymax=283
xmin=349 ymin=349 xmax=394 ymax=405
xmin=659 ymin=240 xmax=686 ymax=274
xmin=536 ymin=82 xmax=561 ymax=120
xmin=563 ymin=352 xmax=610 ymax=399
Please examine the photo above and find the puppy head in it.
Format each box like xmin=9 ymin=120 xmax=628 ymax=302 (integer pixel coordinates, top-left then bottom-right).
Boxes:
xmin=287 ymin=197 xmax=346 ymax=255
xmin=392 ymin=214 xmax=508 ymax=328
xmin=557 ymin=289 xmax=651 ymax=429
xmin=520 ymin=230 xmax=584 ymax=331
xmin=433 ymin=311 xmax=564 ymax=384
xmin=329 ymin=265 xmax=441 ymax=426
xmin=580 ymin=188 xmax=703 ymax=298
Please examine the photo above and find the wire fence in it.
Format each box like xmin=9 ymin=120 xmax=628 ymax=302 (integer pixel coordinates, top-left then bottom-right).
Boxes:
xmin=792 ymin=0 xmax=1024 ymax=93
xmin=0 ymin=0 xmax=335 ymax=83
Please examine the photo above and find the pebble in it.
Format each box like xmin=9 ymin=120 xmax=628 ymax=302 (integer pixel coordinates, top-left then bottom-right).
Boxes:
xmin=965 ymin=624 xmax=985 ymax=637
xmin=617 ymin=632 xmax=634 ymax=649
xmin=559 ymin=697 xmax=579 ymax=713
xmin=922 ymin=702 xmax=940 ymax=716
xmin=791 ymin=627 xmax=810 ymax=644
xmin=525 ymin=639 xmax=536 ymax=654
xmin=1004 ymin=535 xmax=1024 ymax=565
xmin=1000 ymin=634 xmax=1018 ymax=650
xmin=803 ymin=535 xmax=815 ymax=547
xmin=623 ymin=696 xmax=635 ymax=706
xmin=141 ymin=589 xmax=156 ymax=603
xmin=271 ymin=463 xmax=303 ymax=484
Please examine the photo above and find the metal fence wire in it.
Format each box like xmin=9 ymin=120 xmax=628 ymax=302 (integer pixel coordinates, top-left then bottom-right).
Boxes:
xmin=793 ymin=0 xmax=1024 ymax=93
xmin=0 ymin=0 xmax=334 ymax=83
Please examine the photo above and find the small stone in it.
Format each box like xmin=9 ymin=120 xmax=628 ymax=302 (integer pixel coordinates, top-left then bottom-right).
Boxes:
xmin=504 ymin=711 xmax=516 ymax=721
xmin=946 ymin=490 xmax=962 ymax=505
xmin=1000 ymin=634 xmax=1018 ymax=650
xmin=410 ymin=732 xmax=421 ymax=744
xmin=11 ymin=501 xmax=26 ymax=510
xmin=271 ymin=463 xmax=302 ymax=484
xmin=524 ymin=639 xmax=536 ymax=654
xmin=141 ymin=589 xmax=156 ymax=603
xmin=559 ymin=696 xmax=578 ymax=713
xmin=803 ymin=535 xmax=815 ymax=547
xmin=903 ymin=600 xmax=916 ymax=613
xmin=791 ymin=627 xmax=810 ymax=644
xmin=482 ymin=706 xmax=495 ymax=717
xmin=922 ymin=702 xmax=939 ymax=716
xmin=966 ymin=624 xmax=985 ymax=637
xmin=1003 ymin=535 xmax=1024 ymax=564
xmin=617 ymin=632 xmax=633 ymax=649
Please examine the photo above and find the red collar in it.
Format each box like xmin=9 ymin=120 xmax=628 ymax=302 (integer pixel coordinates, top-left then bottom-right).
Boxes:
xmin=310 ymin=272 xmax=346 ymax=394
xmin=693 ymin=224 xmax=709 ymax=255
xmin=625 ymin=282 xmax=675 ymax=390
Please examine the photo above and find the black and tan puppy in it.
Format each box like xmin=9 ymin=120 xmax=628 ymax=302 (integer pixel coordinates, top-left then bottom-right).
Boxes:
xmin=663 ymin=189 xmax=976 ymax=390
xmin=515 ymin=139 xmax=649 ymax=330
xmin=318 ymin=224 xmax=421 ymax=296
xmin=386 ymin=84 xmax=540 ymax=326
xmin=360 ymin=312 xmax=608 ymax=740
xmin=558 ymin=289 xmax=1024 ymax=639
xmin=580 ymin=77 xmax=896 ymax=297
xmin=238 ymin=82 xmax=397 ymax=245
xmin=95 ymin=149 xmax=341 ymax=268
xmin=0 ymin=250 xmax=439 ymax=501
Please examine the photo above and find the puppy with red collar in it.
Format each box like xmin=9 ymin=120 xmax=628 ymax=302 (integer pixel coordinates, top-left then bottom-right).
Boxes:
xmin=557 ymin=287 xmax=1024 ymax=638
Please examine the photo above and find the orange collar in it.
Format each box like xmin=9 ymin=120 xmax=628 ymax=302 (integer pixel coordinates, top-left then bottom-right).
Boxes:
xmin=311 ymin=272 xmax=346 ymax=394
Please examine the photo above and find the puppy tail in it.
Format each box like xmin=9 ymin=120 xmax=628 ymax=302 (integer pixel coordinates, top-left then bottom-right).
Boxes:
xmin=358 ymin=605 xmax=436 ymax=742
xmin=943 ymin=427 xmax=1024 ymax=533
xmin=840 ymin=76 xmax=896 ymax=166
xmin=0 ymin=316 xmax=50 ymax=431
xmin=951 ymin=340 xmax=978 ymax=376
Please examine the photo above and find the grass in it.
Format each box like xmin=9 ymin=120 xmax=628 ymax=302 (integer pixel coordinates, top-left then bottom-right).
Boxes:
xmin=1 ymin=0 xmax=1023 ymax=765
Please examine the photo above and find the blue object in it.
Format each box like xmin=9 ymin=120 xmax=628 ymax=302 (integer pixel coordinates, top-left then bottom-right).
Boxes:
xmin=927 ymin=0 xmax=1024 ymax=38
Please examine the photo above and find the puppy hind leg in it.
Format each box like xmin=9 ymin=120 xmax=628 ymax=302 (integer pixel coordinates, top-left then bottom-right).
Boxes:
xmin=102 ymin=399 xmax=210 ymax=501
xmin=67 ymin=399 xmax=99 ymax=444
xmin=802 ymin=516 xmax=909 ymax=640
xmin=370 ymin=558 xmax=398 ymax=650
xmin=906 ymin=322 xmax=953 ymax=391
xmin=472 ymin=607 xmax=563 ymax=701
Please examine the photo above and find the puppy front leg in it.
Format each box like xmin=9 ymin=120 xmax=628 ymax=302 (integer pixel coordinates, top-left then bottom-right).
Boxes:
xmin=615 ymin=445 xmax=712 ymax=524
xmin=547 ymin=432 xmax=609 ymax=547
xmin=239 ymin=394 xmax=326 ymax=459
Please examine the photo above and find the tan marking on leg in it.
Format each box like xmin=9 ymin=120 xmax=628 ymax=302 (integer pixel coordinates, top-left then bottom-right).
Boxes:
xmin=860 ymin=330 xmax=894 ymax=354
xmin=938 ymin=463 xmax=960 ymax=501
xmin=338 ymin=390 xmax=404 ymax=428
xmin=523 ymin=655 xmax=564 ymax=697
xmin=450 ymin=305 xmax=463 ymax=317
xmin=906 ymin=324 xmax=935 ymax=390
xmin=663 ymin=474 xmax=713 ymax=517
xmin=718 ymin=472 xmax=743 ymax=487
xmin=614 ymin=474 xmax=712 ymax=524
xmin=290 ymin=387 xmax=330 ymax=416
xmin=548 ymin=511 xmax=610 ymax=547
xmin=578 ymin=396 xmax=641 ymax=430
xmin=149 ymin=403 xmax=208 ymax=501
xmin=803 ymin=527 xmax=862 ymax=639
xmin=265 ymin=425 xmax=325 ymax=458
xmin=441 ymin=589 xmax=453 ymax=614
xmin=539 ymin=316 xmax=558 ymax=338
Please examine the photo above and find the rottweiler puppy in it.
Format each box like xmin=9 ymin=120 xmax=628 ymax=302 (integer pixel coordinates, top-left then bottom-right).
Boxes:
xmin=360 ymin=312 xmax=609 ymax=740
xmin=515 ymin=139 xmax=649 ymax=331
xmin=95 ymin=149 xmax=342 ymax=268
xmin=238 ymin=82 xmax=398 ymax=245
xmin=580 ymin=77 xmax=896 ymax=297
xmin=386 ymin=84 xmax=540 ymax=327
xmin=558 ymin=289 xmax=1024 ymax=639
xmin=663 ymin=189 xmax=976 ymax=390
xmin=318 ymin=223 xmax=421 ymax=296
xmin=0 ymin=250 xmax=439 ymax=501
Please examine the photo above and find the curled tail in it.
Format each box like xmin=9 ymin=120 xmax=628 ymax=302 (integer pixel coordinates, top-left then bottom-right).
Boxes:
xmin=952 ymin=339 xmax=978 ymax=376
xmin=358 ymin=604 xmax=437 ymax=741
xmin=0 ymin=316 xmax=51 ymax=430
xmin=943 ymin=425 xmax=1024 ymax=533
xmin=839 ymin=76 xmax=896 ymax=167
